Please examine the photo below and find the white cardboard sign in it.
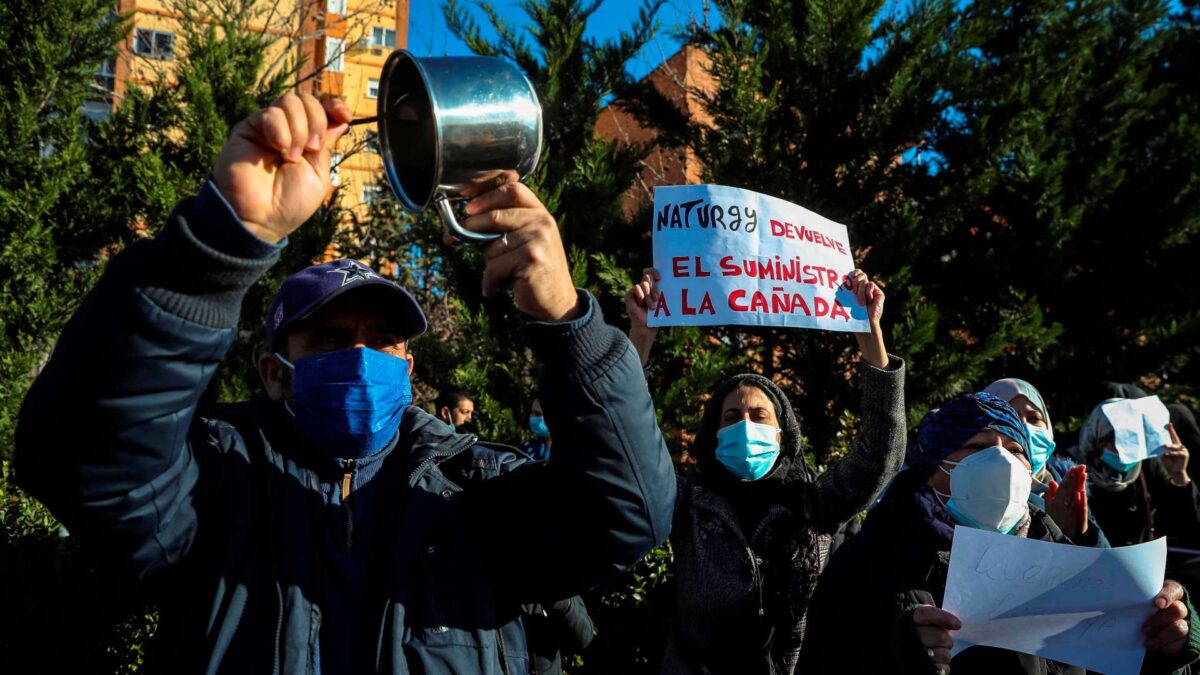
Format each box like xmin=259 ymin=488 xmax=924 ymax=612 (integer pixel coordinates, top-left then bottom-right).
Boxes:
xmin=648 ymin=184 xmax=868 ymax=332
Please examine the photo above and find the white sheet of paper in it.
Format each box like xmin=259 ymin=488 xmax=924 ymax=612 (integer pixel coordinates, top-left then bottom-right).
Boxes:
xmin=648 ymin=184 xmax=869 ymax=332
xmin=1102 ymin=396 xmax=1173 ymax=464
xmin=942 ymin=528 xmax=1165 ymax=675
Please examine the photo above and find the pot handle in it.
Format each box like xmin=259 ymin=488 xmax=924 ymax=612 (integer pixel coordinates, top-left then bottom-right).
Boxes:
xmin=434 ymin=193 xmax=502 ymax=244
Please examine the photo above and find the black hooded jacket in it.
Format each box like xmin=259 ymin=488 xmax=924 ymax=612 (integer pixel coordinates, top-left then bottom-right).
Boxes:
xmin=661 ymin=359 xmax=906 ymax=675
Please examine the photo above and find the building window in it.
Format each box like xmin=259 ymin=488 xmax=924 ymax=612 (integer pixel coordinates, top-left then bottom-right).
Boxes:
xmin=330 ymin=152 xmax=343 ymax=186
xmin=325 ymin=37 xmax=344 ymax=72
xmin=367 ymin=78 xmax=379 ymax=99
xmin=134 ymin=28 xmax=175 ymax=60
xmin=326 ymin=0 xmax=346 ymax=15
xmin=364 ymin=130 xmax=379 ymax=154
xmin=362 ymin=185 xmax=385 ymax=205
xmin=82 ymin=101 xmax=112 ymax=122
xmin=371 ymin=27 xmax=397 ymax=49
xmin=94 ymin=58 xmax=116 ymax=100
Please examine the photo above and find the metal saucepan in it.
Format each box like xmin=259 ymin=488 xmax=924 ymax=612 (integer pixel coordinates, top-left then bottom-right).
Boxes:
xmin=349 ymin=50 xmax=543 ymax=243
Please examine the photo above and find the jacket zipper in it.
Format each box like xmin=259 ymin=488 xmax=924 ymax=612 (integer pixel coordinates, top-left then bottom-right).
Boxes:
xmin=496 ymin=626 xmax=512 ymax=675
xmin=341 ymin=458 xmax=356 ymax=499
xmin=339 ymin=458 xmax=356 ymax=551
xmin=406 ymin=434 xmax=477 ymax=484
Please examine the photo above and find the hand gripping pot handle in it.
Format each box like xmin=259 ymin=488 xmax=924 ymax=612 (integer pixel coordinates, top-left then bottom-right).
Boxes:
xmin=433 ymin=194 xmax=497 ymax=244
xmin=374 ymin=49 xmax=543 ymax=245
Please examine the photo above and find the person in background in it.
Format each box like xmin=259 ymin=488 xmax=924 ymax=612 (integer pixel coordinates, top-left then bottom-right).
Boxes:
xmin=982 ymin=377 xmax=1109 ymax=547
xmin=802 ymin=392 xmax=1200 ymax=674
xmin=435 ymin=388 xmax=475 ymax=433
xmin=627 ymin=267 xmax=907 ymax=675
xmin=523 ymin=397 xmax=551 ymax=461
xmin=1067 ymin=400 xmax=1200 ymax=551
xmin=522 ymin=596 xmax=595 ymax=675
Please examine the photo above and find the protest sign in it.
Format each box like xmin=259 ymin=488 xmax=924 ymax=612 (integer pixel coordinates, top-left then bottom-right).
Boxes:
xmin=943 ymin=527 xmax=1165 ymax=675
xmin=1101 ymin=396 xmax=1174 ymax=464
xmin=648 ymin=185 xmax=869 ymax=332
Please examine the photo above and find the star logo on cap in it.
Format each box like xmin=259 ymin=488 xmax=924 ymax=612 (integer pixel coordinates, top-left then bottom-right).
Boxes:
xmin=332 ymin=261 xmax=380 ymax=287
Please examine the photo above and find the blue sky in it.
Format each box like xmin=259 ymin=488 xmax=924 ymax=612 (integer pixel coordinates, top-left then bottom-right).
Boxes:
xmin=406 ymin=0 xmax=717 ymax=80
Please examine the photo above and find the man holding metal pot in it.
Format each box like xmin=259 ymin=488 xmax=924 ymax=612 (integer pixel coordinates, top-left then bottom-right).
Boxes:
xmin=14 ymin=93 xmax=675 ymax=674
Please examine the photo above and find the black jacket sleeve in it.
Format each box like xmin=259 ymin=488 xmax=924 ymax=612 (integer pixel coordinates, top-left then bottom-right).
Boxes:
xmin=1146 ymin=459 xmax=1200 ymax=548
xmin=468 ymin=294 xmax=676 ymax=601
xmin=809 ymin=357 xmax=907 ymax=533
xmin=547 ymin=596 xmax=595 ymax=653
xmin=14 ymin=181 xmax=279 ymax=581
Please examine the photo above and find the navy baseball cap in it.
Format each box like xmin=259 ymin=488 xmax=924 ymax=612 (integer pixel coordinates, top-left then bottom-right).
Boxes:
xmin=265 ymin=259 xmax=428 ymax=352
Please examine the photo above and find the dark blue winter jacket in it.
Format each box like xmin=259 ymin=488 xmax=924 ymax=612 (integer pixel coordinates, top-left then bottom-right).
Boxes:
xmin=14 ymin=181 xmax=676 ymax=674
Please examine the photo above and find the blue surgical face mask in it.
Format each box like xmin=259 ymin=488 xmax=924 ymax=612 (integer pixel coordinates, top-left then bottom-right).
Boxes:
xmin=529 ymin=416 xmax=550 ymax=439
xmin=715 ymin=419 xmax=781 ymax=481
xmin=935 ymin=446 xmax=1031 ymax=534
xmin=276 ymin=347 xmax=412 ymax=458
xmin=1025 ymin=424 xmax=1056 ymax=475
xmin=1100 ymin=450 xmax=1139 ymax=474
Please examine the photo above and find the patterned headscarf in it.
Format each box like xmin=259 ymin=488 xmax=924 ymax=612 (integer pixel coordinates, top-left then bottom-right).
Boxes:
xmin=907 ymin=392 xmax=1031 ymax=474
xmin=983 ymin=378 xmax=1052 ymax=441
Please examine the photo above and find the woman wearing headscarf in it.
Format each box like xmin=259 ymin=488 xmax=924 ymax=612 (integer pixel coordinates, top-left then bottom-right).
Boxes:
xmin=982 ymin=378 xmax=1108 ymax=547
xmin=625 ymin=268 xmax=906 ymax=675
xmin=1069 ymin=400 xmax=1200 ymax=551
xmin=801 ymin=392 xmax=1200 ymax=674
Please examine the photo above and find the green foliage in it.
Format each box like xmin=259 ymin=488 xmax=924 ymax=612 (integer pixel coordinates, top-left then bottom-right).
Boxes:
xmin=676 ymin=0 xmax=1200 ymax=451
xmin=0 ymin=0 xmax=347 ymax=668
xmin=0 ymin=0 xmax=127 ymax=459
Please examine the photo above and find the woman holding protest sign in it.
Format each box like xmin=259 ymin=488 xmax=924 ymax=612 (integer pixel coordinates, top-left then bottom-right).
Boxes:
xmin=626 ymin=267 xmax=906 ymax=675
xmin=981 ymin=378 xmax=1110 ymax=547
xmin=1065 ymin=399 xmax=1200 ymax=551
xmin=801 ymin=392 xmax=1200 ymax=674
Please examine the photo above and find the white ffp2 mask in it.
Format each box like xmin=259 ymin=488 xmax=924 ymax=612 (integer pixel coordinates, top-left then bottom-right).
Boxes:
xmin=936 ymin=446 xmax=1031 ymax=534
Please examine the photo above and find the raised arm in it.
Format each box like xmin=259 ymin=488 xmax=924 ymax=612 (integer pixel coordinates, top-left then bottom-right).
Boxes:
xmin=449 ymin=187 xmax=675 ymax=600
xmin=809 ymin=270 xmax=906 ymax=532
xmin=624 ymin=268 xmax=660 ymax=368
xmin=14 ymin=94 xmax=351 ymax=580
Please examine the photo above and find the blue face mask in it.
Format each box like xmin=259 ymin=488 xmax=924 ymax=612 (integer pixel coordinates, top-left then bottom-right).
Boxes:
xmin=1025 ymin=424 xmax=1056 ymax=475
xmin=1100 ymin=451 xmax=1139 ymax=474
xmin=529 ymin=416 xmax=550 ymax=439
xmin=715 ymin=419 xmax=781 ymax=481
xmin=276 ymin=347 xmax=412 ymax=458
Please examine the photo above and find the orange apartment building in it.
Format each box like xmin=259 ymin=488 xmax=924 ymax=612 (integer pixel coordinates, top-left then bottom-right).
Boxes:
xmin=594 ymin=45 xmax=716 ymax=220
xmin=93 ymin=0 xmax=411 ymax=217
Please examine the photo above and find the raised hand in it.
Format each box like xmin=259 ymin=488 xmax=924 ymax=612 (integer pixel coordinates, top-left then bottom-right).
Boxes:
xmin=1046 ymin=464 xmax=1089 ymax=538
xmin=213 ymin=93 xmax=352 ymax=244
xmin=845 ymin=268 xmax=885 ymax=325
xmin=845 ymin=269 xmax=889 ymax=369
xmin=1162 ymin=423 xmax=1191 ymax=486
xmin=625 ymin=268 xmax=661 ymax=330
xmin=623 ymin=268 xmax=661 ymax=367
xmin=447 ymin=182 xmax=581 ymax=323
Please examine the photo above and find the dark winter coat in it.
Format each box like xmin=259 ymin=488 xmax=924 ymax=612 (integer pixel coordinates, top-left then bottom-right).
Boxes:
xmin=1091 ymin=457 xmax=1200 ymax=550
xmin=14 ymin=182 xmax=676 ymax=675
xmin=661 ymin=359 xmax=906 ymax=675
